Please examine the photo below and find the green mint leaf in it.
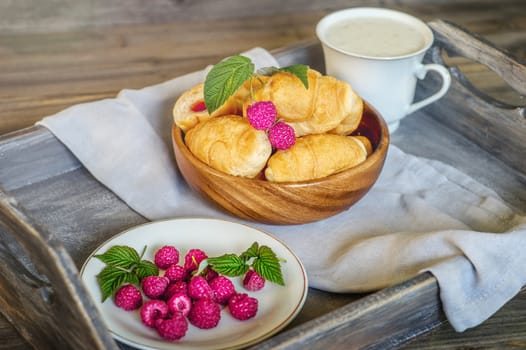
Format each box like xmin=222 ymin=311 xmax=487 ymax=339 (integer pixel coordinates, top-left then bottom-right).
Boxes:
xmin=279 ymin=64 xmax=309 ymax=89
xmin=94 ymin=245 xmax=140 ymax=269
xmin=204 ymin=55 xmax=254 ymax=114
xmin=239 ymin=242 xmax=259 ymax=262
xmin=97 ymin=266 xmax=139 ymax=302
xmin=135 ymin=260 xmax=159 ymax=280
xmin=138 ymin=245 xmax=147 ymax=259
xmin=207 ymin=253 xmax=249 ymax=277
xmin=253 ymin=245 xmax=285 ymax=286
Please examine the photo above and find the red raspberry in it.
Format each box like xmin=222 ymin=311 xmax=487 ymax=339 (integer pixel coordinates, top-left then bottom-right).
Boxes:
xmin=184 ymin=248 xmax=208 ymax=273
xmin=155 ymin=313 xmax=188 ymax=341
xmin=188 ymin=276 xmax=214 ymax=300
xmin=142 ymin=276 xmax=169 ymax=299
xmin=209 ymin=276 xmax=236 ymax=304
xmin=114 ymin=284 xmax=143 ymax=311
xmin=243 ymin=269 xmax=266 ymax=291
xmin=140 ymin=299 xmax=169 ymax=328
xmin=228 ymin=293 xmax=258 ymax=321
xmin=247 ymin=101 xmax=277 ymax=130
xmin=268 ymin=121 xmax=296 ymax=150
xmin=163 ymin=281 xmax=188 ymax=300
xmin=154 ymin=245 xmax=180 ymax=269
xmin=164 ymin=264 xmax=186 ymax=282
xmin=167 ymin=293 xmax=192 ymax=317
xmin=190 ymin=100 xmax=207 ymax=112
xmin=188 ymin=299 xmax=221 ymax=329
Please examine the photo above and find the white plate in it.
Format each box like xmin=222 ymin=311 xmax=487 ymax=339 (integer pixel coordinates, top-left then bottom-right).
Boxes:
xmin=80 ymin=218 xmax=308 ymax=350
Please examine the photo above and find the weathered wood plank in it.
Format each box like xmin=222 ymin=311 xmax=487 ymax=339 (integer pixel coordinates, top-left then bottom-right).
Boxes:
xmin=0 ymin=190 xmax=119 ymax=349
xmin=0 ymin=127 xmax=81 ymax=192
xmin=0 ymin=6 xmax=525 ymax=349
xmin=423 ymin=20 xmax=526 ymax=175
xmin=251 ymin=273 xmax=444 ymax=350
xmin=403 ymin=287 xmax=526 ymax=349
xmin=3 ymin=0 xmax=519 ymax=34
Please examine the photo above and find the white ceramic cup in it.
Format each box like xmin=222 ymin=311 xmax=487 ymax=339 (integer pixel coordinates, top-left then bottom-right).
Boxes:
xmin=316 ymin=7 xmax=451 ymax=132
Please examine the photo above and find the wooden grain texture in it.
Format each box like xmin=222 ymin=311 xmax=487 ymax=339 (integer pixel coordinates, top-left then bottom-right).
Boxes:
xmin=251 ymin=273 xmax=444 ymax=350
xmin=0 ymin=0 xmax=507 ymax=34
xmin=423 ymin=20 xmax=526 ymax=175
xmin=0 ymin=1 xmax=525 ymax=349
xmin=1 ymin=0 xmax=525 ymax=135
xmin=0 ymin=36 xmax=525 ymax=349
xmin=403 ymin=288 xmax=526 ymax=349
xmin=172 ymin=106 xmax=389 ymax=225
xmin=0 ymin=190 xmax=118 ymax=350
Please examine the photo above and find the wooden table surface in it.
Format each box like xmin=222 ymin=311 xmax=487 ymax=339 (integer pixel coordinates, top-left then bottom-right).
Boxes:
xmin=1 ymin=1 xmax=525 ymax=349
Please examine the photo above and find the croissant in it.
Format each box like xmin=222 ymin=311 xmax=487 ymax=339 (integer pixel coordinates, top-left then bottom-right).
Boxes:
xmin=287 ymin=74 xmax=363 ymax=136
xmin=247 ymin=69 xmax=363 ymax=136
xmin=185 ymin=115 xmax=272 ymax=178
xmin=249 ymin=69 xmax=321 ymax=122
xmin=328 ymin=91 xmax=364 ymax=135
xmin=265 ymin=134 xmax=367 ymax=182
xmin=354 ymin=135 xmax=373 ymax=155
xmin=172 ymin=83 xmax=210 ymax=132
xmin=173 ymin=77 xmax=269 ymax=132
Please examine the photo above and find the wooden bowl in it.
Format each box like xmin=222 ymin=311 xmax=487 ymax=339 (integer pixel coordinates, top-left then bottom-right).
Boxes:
xmin=172 ymin=103 xmax=389 ymax=225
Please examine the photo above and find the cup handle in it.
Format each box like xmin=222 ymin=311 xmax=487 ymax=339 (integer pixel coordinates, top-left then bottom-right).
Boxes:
xmin=407 ymin=64 xmax=451 ymax=115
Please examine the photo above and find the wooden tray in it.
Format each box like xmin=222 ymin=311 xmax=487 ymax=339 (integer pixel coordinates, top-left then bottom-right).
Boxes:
xmin=0 ymin=20 xmax=525 ymax=349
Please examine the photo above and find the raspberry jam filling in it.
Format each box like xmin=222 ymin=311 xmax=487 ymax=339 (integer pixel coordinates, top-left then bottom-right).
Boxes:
xmin=191 ymin=100 xmax=207 ymax=112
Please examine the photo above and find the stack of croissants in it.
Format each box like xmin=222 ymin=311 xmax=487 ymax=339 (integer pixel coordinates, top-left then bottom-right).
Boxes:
xmin=172 ymin=68 xmax=373 ymax=182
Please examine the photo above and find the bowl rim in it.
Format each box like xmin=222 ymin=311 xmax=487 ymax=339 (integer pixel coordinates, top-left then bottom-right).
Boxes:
xmin=172 ymin=102 xmax=389 ymax=186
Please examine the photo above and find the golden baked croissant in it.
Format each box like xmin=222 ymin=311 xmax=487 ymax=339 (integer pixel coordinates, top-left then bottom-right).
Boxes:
xmin=172 ymin=83 xmax=210 ymax=133
xmin=265 ymin=134 xmax=367 ymax=182
xmin=246 ymin=68 xmax=363 ymax=136
xmin=173 ymin=78 xmax=269 ymax=132
xmin=287 ymin=74 xmax=363 ymax=136
xmin=354 ymin=135 xmax=373 ymax=156
xmin=328 ymin=91 xmax=364 ymax=135
xmin=248 ymin=69 xmax=321 ymax=122
xmin=185 ymin=115 xmax=272 ymax=178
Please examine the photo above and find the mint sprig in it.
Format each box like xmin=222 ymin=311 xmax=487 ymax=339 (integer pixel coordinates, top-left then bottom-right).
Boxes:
xmin=94 ymin=245 xmax=158 ymax=302
xmin=204 ymin=242 xmax=286 ymax=286
xmin=203 ymin=55 xmax=309 ymax=114
xmin=204 ymin=55 xmax=254 ymax=115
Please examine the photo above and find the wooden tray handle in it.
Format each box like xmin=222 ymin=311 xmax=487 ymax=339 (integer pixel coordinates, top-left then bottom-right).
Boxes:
xmin=0 ymin=188 xmax=118 ymax=350
xmin=429 ymin=19 xmax=526 ymax=98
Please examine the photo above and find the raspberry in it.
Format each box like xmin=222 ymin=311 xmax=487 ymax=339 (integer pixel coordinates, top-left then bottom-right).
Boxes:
xmin=164 ymin=264 xmax=186 ymax=282
xmin=268 ymin=121 xmax=296 ymax=150
xmin=163 ymin=281 xmax=188 ymax=300
xmin=190 ymin=100 xmax=207 ymax=113
xmin=209 ymin=276 xmax=236 ymax=304
xmin=167 ymin=293 xmax=192 ymax=317
xmin=142 ymin=276 xmax=170 ymax=299
xmin=114 ymin=284 xmax=143 ymax=311
xmin=188 ymin=299 xmax=221 ymax=329
xmin=140 ymin=300 xmax=169 ymax=328
xmin=247 ymin=101 xmax=277 ymax=130
xmin=154 ymin=245 xmax=180 ymax=269
xmin=188 ymin=276 xmax=214 ymax=300
xmin=243 ymin=270 xmax=265 ymax=291
xmin=184 ymin=248 xmax=208 ymax=273
xmin=228 ymin=293 xmax=258 ymax=321
xmin=155 ymin=313 xmax=188 ymax=341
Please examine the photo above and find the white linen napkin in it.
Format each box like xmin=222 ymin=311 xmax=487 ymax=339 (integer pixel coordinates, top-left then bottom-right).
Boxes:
xmin=37 ymin=47 xmax=526 ymax=332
